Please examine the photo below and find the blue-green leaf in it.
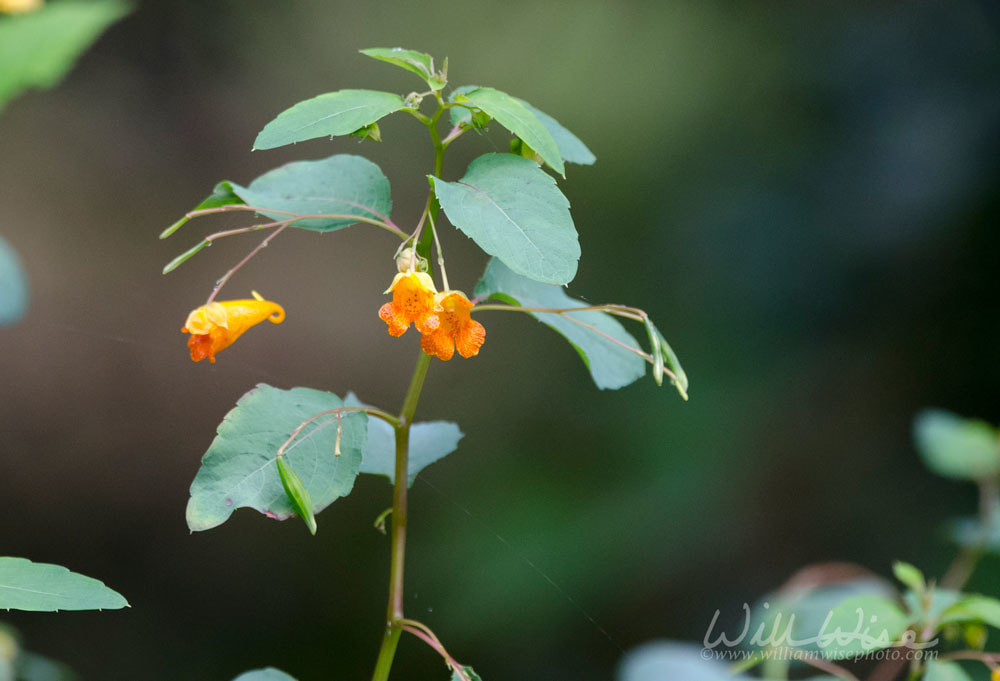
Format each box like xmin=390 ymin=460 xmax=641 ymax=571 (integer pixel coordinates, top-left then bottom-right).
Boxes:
xmin=914 ymin=409 xmax=999 ymax=481
xmin=0 ymin=0 xmax=130 ymax=113
xmin=433 ymin=153 xmax=579 ymax=285
xmin=186 ymin=384 xmax=366 ymax=532
xmin=819 ymin=595 xmax=909 ymax=658
xmin=0 ymin=557 xmax=127 ymax=612
xmin=617 ymin=642 xmax=746 ymax=681
xmin=0 ymin=236 xmax=28 ymax=325
xmin=457 ymin=88 xmax=564 ymax=175
xmin=923 ymin=660 xmax=974 ymax=681
xmin=474 ymin=259 xmax=645 ymax=390
xmin=254 ymin=90 xmax=406 ymax=150
xmin=16 ymin=651 xmax=77 ymax=681
xmin=360 ymin=47 xmax=445 ymax=90
xmin=515 ymin=99 xmax=595 ymax=166
xmin=451 ymin=666 xmax=482 ymax=681
xmin=231 ymin=669 xmax=297 ymax=681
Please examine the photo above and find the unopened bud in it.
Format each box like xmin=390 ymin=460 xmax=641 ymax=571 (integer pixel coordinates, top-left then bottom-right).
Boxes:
xmin=396 ymin=247 xmax=428 ymax=273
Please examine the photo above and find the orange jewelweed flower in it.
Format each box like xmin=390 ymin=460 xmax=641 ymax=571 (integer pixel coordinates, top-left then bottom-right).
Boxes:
xmin=378 ymin=271 xmax=442 ymax=336
xmin=181 ymin=293 xmax=285 ymax=363
xmin=0 ymin=0 xmax=43 ymax=14
xmin=420 ymin=291 xmax=486 ymax=361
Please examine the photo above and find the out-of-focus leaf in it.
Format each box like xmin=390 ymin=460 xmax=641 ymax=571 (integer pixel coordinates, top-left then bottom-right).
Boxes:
xmin=475 ymin=258 xmax=645 ymax=390
xmin=914 ymin=409 xmax=999 ymax=481
xmin=949 ymin=508 xmax=1000 ymax=553
xmin=457 ymin=88 xmax=564 ymax=175
xmin=617 ymin=641 xmax=746 ymax=681
xmin=360 ymin=47 xmax=445 ymax=90
xmin=903 ymin=587 xmax=961 ymax=629
xmin=923 ymin=660 xmax=975 ymax=681
xmin=433 ymin=153 xmax=579 ymax=285
xmin=17 ymin=651 xmax=77 ymax=681
xmin=0 ymin=0 xmax=129 ymax=112
xmin=515 ymin=98 xmax=595 ymax=166
xmin=231 ymin=669 xmax=297 ymax=681
xmin=0 ymin=236 xmax=27 ymax=325
xmin=819 ymin=595 xmax=909 ymax=658
xmin=0 ymin=557 xmax=127 ymax=612
xmin=254 ymin=90 xmax=406 ymax=150
xmin=186 ymin=384 xmax=366 ymax=532
xmin=450 ymin=666 xmax=482 ymax=681
xmin=893 ymin=561 xmax=926 ymax=594
xmin=938 ymin=595 xmax=1000 ymax=629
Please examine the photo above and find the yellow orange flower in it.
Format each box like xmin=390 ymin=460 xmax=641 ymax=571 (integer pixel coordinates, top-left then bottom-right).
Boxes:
xmin=181 ymin=293 xmax=285 ymax=363
xmin=420 ymin=291 xmax=486 ymax=361
xmin=378 ymin=271 xmax=442 ymax=336
xmin=0 ymin=0 xmax=43 ymax=14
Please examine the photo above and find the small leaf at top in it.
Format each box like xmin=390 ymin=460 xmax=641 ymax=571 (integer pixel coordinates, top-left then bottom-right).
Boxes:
xmin=433 ymin=153 xmax=579 ymax=285
xmin=474 ymin=259 xmax=646 ymax=390
xmin=231 ymin=669 xmax=298 ymax=681
xmin=360 ymin=47 xmax=445 ymax=90
xmin=253 ymin=89 xmax=406 ymax=150
xmin=458 ymin=87 xmax=564 ymax=175
xmin=0 ymin=557 xmax=128 ymax=612
xmin=892 ymin=561 xmax=926 ymax=594
xmin=185 ymin=384 xmax=366 ymax=532
xmin=914 ymin=409 xmax=1000 ymax=481
xmin=0 ymin=236 xmax=28 ymax=326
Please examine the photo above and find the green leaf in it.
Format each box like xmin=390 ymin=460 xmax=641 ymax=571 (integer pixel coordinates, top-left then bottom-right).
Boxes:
xmin=938 ymin=595 xmax=1000 ymax=629
xmin=893 ymin=561 xmax=926 ymax=594
xmin=515 ymin=99 xmax=595 ymax=166
xmin=949 ymin=507 xmax=1000 ymax=553
xmin=231 ymin=669 xmax=297 ymax=681
xmin=193 ymin=181 xmax=243 ymax=212
xmin=616 ymin=642 xmax=745 ymax=681
xmin=923 ymin=660 xmax=975 ymax=681
xmin=0 ymin=236 xmax=28 ymax=326
xmin=433 ymin=153 xmax=579 ymax=285
xmin=254 ymin=89 xmax=406 ymax=150
xmin=459 ymin=88 xmax=564 ymax=175
xmin=17 ymin=652 xmax=77 ymax=681
xmin=360 ymin=47 xmax=445 ymax=90
xmin=450 ymin=666 xmax=482 ymax=681
xmin=0 ymin=557 xmax=127 ymax=612
xmin=819 ymin=595 xmax=909 ymax=658
xmin=448 ymin=85 xmax=489 ymax=128
xmin=0 ymin=0 xmax=130 ymax=113
xmin=914 ymin=409 xmax=1000 ymax=481
xmin=225 ymin=154 xmax=391 ymax=232
xmin=474 ymin=259 xmax=646 ymax=390
xmin=903 ymin=587 xmax=961 ymax=628
xmin=185 ymin=384 xmax=366 ymax=532
xmin=346 ymin=395 xmax=463 ymax=485
xmin=275 ymin=457 xmax=317 ymax=535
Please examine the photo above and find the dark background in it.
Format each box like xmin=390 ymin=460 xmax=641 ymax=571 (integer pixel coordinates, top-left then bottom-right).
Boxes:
xmin=1 ymin=1 xmax=999 ymax=679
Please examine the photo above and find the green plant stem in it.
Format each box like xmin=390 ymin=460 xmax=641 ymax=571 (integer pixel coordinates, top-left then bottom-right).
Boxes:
xmin=370 ymin=351 xmax=432 ymax=681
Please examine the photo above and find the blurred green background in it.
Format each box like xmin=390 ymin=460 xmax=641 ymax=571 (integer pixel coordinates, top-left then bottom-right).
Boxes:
xmin=1 ymin=1 xmax=999 ymax=679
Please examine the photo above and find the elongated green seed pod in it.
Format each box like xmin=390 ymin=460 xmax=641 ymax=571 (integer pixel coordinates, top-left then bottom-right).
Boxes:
xmin=276 ymin=456 xmax=317 ymax=535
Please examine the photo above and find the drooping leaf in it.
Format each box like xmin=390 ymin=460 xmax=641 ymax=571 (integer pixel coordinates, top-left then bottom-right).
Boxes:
xmin=360 ymin=47 xmax=445 ymax=90
xmin=433 ymin=154 xmax=579 ymax=285
xmin=914 ymin=409 xmax=999 ymax=481
xmin=456 ymin=88 xmax=564 ymax=175
xmin=923 ymin=660 xmax=975 ymax=681
xmin=185 ymin=384 xmax=366 ymax=532
xmin=616 ymin=641 xmax=746 ymax=681
xmin=938 ymin=594 xmax=1000 ymax=629
xmin=0 ymin=557 xmax=127 ymax=612
xmin=819 ymin=595 xmax=909 ymax=658
xmin=475 ymin=258 xmax=645 ymax=390
xmin=344 ymin=395 xmax=462 ymax=485
xmin=231 ymin=669 xmax=298 ymax=681
xmin=254 ymin=90 xmax=406 ymax=150
xmin=0 ymin=236 xmax=28 ymax=326
xmin=515 ymin=99 xmax=595 ymax=166
xmin=0 ymin=0 xmax=130 ymax=112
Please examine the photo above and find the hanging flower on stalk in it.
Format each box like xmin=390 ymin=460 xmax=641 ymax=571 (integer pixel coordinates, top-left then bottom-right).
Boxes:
xmin=420 ymin=291 xmax=485 ymax=361
xmin=182 ymin=292 xmax=285 ymax=363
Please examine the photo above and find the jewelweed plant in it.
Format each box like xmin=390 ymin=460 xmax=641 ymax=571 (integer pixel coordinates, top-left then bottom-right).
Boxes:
xmin=161 ymin=47 xmax=688 ymax=681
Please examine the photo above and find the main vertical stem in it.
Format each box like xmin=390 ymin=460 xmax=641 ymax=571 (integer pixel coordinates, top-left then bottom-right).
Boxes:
xmin=370 ymin=351 xmax=432 ymax=681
